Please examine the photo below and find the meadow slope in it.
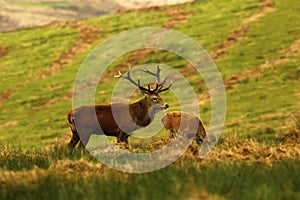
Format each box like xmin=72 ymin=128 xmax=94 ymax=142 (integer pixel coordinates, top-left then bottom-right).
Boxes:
xmin=0 ymin=0 xmax=300 ymax=199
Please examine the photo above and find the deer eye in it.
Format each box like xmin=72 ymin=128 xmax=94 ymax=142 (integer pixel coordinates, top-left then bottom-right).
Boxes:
xmin=152 ymin=97 xmax=158 ymax=102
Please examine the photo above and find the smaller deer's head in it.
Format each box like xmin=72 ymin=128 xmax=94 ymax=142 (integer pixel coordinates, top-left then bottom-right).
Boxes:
xmin=115 ymin=66 xmax=172 ymax=112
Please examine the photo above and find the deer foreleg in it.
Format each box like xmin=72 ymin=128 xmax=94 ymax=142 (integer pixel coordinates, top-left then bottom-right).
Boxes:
xmin=117 ymin=131 xmax=130 ymax=144
xmin=169 ymin=128 xmax=177 ymax=139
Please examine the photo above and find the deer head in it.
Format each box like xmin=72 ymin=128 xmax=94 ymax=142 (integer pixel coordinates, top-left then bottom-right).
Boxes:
xmin=114 ymin=66 xmax=172 ymax=112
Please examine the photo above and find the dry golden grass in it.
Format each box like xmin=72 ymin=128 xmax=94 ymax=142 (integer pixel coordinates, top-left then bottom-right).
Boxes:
xmin=193 ymin=128 xmax=300 ymax=165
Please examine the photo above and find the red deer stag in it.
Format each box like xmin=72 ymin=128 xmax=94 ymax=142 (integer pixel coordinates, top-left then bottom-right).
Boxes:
xmin=161 ymin=111 xmax=206 ymax=144
xmin=67 ymin=66 xmax=172 ymax=149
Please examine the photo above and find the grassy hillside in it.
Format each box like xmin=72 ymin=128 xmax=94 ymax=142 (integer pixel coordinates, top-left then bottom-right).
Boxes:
xmin=0 ymin=0 xmax=299 ymax=147
xmin=0 ymin=0 xmax=299 ymax=199
xmin=0 ymin=0 xmax=123 ymax=32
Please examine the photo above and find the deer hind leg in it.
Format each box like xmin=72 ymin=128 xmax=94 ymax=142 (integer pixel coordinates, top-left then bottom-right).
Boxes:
xmin=195 ymin=123 xmax=207 ymax=145
xmin=68 ymin=130 xmax=80 ymax=149
xmin=116 ymin=131 xmax=130 ymax=150
xmin=117 ymin=131 xmax=130 ymax=144
xmin=67 ymin=110 xmax=80 ymax=149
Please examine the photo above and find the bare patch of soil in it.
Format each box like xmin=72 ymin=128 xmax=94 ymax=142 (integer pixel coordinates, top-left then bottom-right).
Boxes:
xmin=162 ymin=6 xmax=191 ymax=28
xmin=225 ymin=36 xmax=300 ymax=90
xmin=0 ymin=89 xmax=14 ymax=104
xmin=211 ymin=0 xmax=274 ymax=61
xmin=0 ymin=22 xmax=100 ymax=107
xmin=181 ymin=0 xmax=275 ymax=80
xmin=180 ymin=63 xmax=197 ymax=77
xmin=30 ymin=21 xmax=99 ymax=109
xmin=211 ymin=26 xmax=249 ymax=60
xmin=242 ymin=0 xmax=274 ymax=24
xmin=197 ymin=35 xmax=300 ymax=104
xmin=28 ymin=21 xmax=100 ymax=111
xmin=98 ymin=49 xmax=154 ymax=84
xmin=99 ymin=6 xmax=191 ymax=83
xmin=37 ymin=21 xmax=100 ymax=79
xmin=0 ymin=121 xmax=18 ymax=132
xmin=280 ymin=38 xmax=300 ymax=58
xmin=34 ymin=94 xmax=71 ymax=111
xmin=40 ymin=5 xmax=191 ymax=111
xmin=0 ymin=46 xmax=9 ymax=58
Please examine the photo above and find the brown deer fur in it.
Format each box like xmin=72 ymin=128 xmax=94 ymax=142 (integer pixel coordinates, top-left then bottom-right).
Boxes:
xmin=67 ymin=66 xmax=171 ymax=149
xmin=68 ymin=92 xmax=169 ymax=148
xmin=161 ymin=111 xmax=206 ymax=144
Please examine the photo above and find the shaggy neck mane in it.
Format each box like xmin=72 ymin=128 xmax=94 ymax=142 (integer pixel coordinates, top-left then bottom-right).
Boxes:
xmin=130 ymin=97 xmax=153 ymax=127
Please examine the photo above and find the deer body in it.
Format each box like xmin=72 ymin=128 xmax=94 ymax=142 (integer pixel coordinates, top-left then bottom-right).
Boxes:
xmin=162 ymin=111 xmax=206 ymax=144
xmin=68 ymin=66 xmax=171 ymax=149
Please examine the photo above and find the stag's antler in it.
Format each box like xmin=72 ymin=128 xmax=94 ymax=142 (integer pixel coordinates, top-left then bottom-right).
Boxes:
xmin=115 ymin=67 xmax=153 ymax=93
xmin=115 ymin=66 xmax=172 ymax=94
xmin=141 ymin=65 xmax=172 ymax=93
xmin=114 ymin=69 xmax=140 ymax=87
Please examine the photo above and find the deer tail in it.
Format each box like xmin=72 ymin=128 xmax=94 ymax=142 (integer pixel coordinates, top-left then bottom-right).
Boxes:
xmin=67 ymin=110 xmax=76 ymax=133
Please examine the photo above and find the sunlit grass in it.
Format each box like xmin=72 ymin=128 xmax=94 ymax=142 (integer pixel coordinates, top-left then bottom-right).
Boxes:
xmin=0 ymin=0 xmax=299 ymax=198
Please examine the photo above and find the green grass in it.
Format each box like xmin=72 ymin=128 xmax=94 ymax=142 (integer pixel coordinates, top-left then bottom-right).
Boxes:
xmin=0 ymin=0 xmax=298 ymax=146
xmin=0 ymin=0 xmax=300 ymax=198
xmin=0 ymin=8 xmax=169 ymax=147
xmin=0 ymin=145 xmax=299 ymax=200
xmin=0 ymin=26 xmax=78 ymax=92
xmin=199 ymin=0 xmax=300 ymax=135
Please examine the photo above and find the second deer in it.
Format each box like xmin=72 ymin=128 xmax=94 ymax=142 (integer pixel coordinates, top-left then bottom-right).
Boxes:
xmin=161 ymin=111 xmax=207 ymax=144
xmin=67 ymin=66 xmax=172 ymax=149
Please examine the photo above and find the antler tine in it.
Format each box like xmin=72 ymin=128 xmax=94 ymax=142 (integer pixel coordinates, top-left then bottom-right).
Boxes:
xmin=160 ymin=77 xmax=167 ymax=86
xmin=116 ymin=66 xmax=172 ymax=94
xmin=115 ymin=68 xmax=151 ymax=92
xmin=141 ymin=65 xmax=162 ymax=83
xmin=114 ymin=70 xmax=123 ymax=78
xmin=155 ymin=65 xmax=161 ymax=83
xmin=141 ymin=68 xmax=156 ymax=76
xmin=158 ymin=80 xmax=172 ymax=93
xmin=115 ymin=68 xmax=139 ymax=87
xmin=140 ymin=65 xmax=172 ymax=93
xmin=137 ymin=77 xmax=141 ymax=86
xmin=158 ymin=85 xmax=164 ymax=90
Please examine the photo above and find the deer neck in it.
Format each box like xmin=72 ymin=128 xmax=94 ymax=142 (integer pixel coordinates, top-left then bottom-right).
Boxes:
xmin=130 ymin=97 xmax=153 ymax=127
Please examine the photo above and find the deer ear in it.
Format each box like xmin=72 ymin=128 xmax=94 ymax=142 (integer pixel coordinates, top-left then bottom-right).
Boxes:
xmin=140 ymin=90 xmax=147 ymax=95
xmin=141 ymin=90 xmax=151 ymax=95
